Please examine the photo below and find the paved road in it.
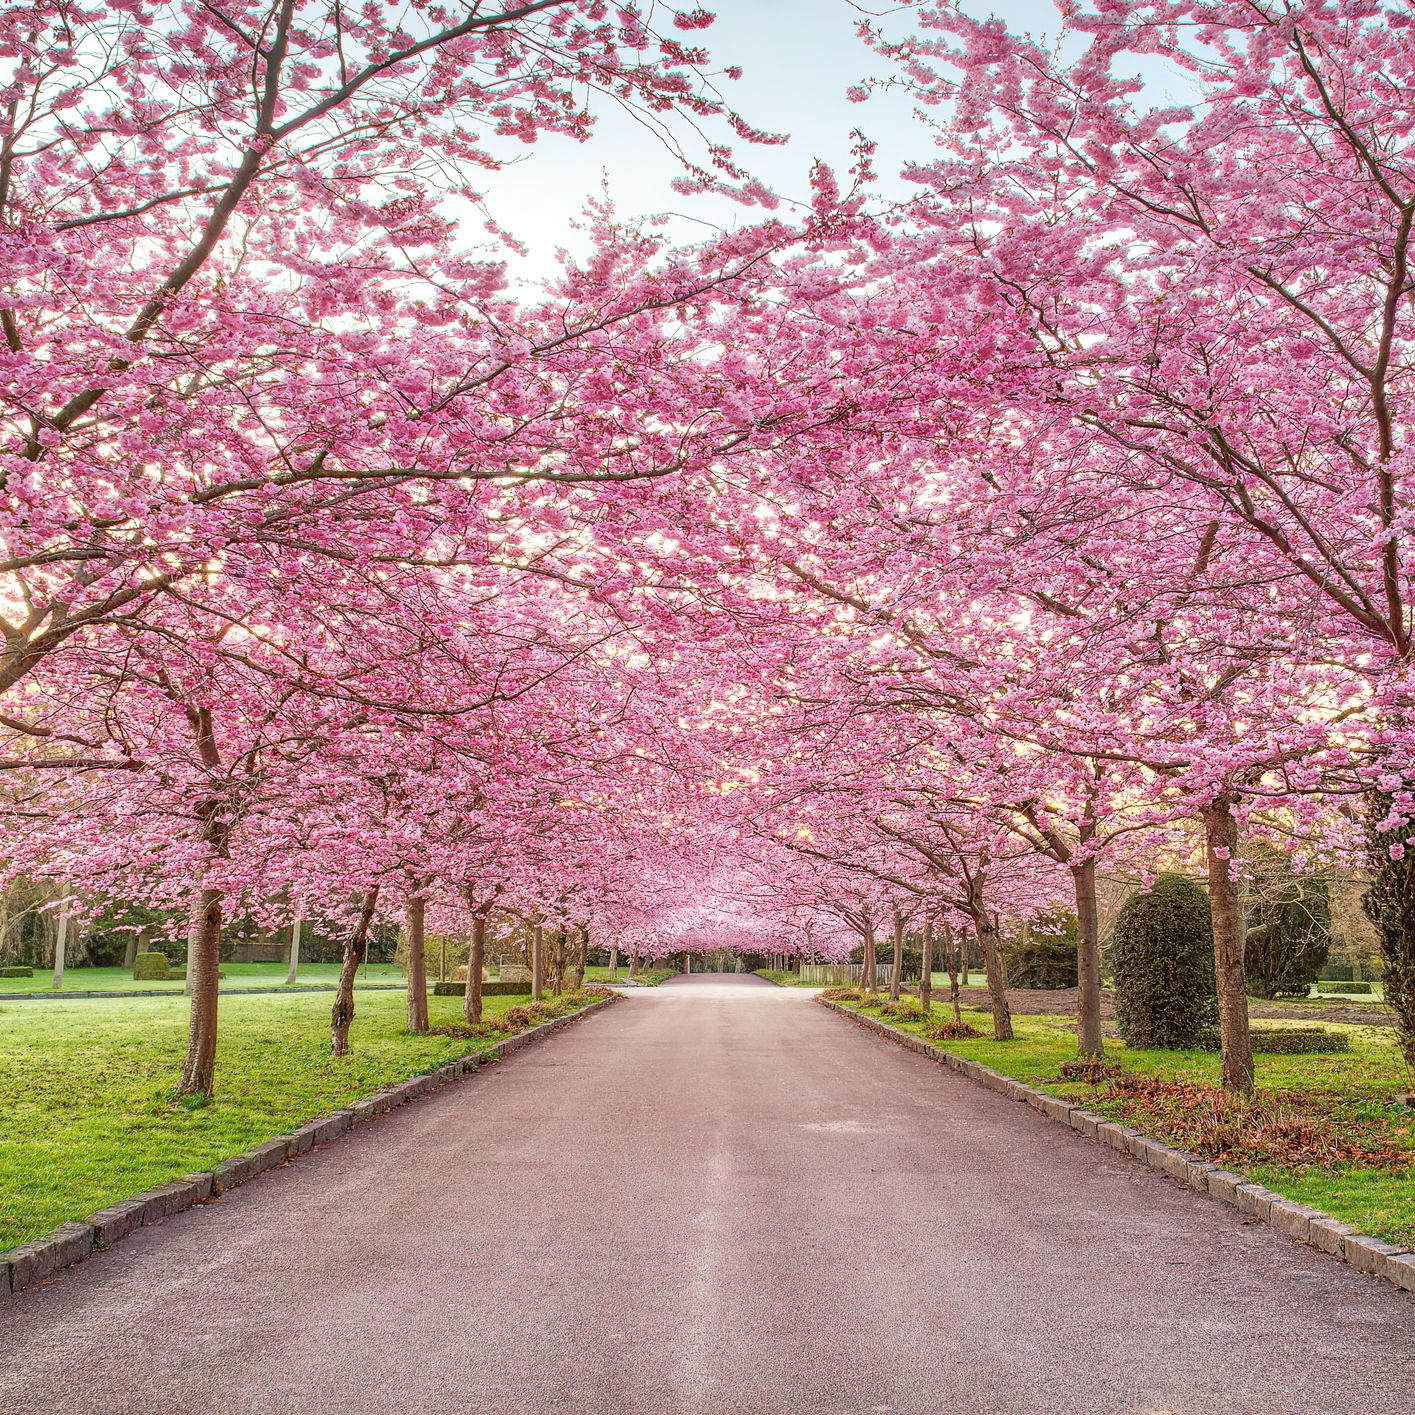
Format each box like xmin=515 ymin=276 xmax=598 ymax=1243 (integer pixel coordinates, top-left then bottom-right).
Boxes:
xmin=1 ymin=977 xmax=1410 ymax=1414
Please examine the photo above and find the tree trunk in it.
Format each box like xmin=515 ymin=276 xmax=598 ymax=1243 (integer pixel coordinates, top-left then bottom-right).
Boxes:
xmin=464 ymin=912 xmax=487 ymax=1024
xmin=331 ymin=888 xmax=380 ymax=1057
xmin=861 ymin=913 xmax=878 ymax=992
xmin=943 ymin=923 xmax=962 ymax=1024
xmin=919 ymin=918 xmax=933 ymax=1013
xmin=1204 ymin=795 xmax=1254 ymax=1094
xmin=608 ymin=944 xmax=619 ymax=982
xmin=971 ymin=902 xmax=1013 ymax=1041
xmin=184 ymin=917 xmax=200 ymax=997
xmin=123 ymin=932 xmax=139 ymax=970
xmin=532 ymin=923 xmax=545 ymax=999
xmin=550 ymin=928 xmax=566 ymax=994
xmin=52 ymin=890 xmax=69 ymax=991
xmin=572 ymin=926 xmax=587 ymax=991
xmin=177 ymin=887 xmax=224 ymax=1097
xmin=406 ymin=894 xmax=429 ymax=1034
xmin=628 ymin=947 xmax=639 ymax=981
xmin=1072 ymin=860 xmax=1104 ymax=1059
xmin=286 ymin=911 xmax=301 ymax=986
xmin=889 ymin=908 xmax=904 ymax=1001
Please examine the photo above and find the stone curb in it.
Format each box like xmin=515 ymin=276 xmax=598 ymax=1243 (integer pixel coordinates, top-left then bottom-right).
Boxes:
xmin=0 ymin=996 xmax=615 ymax=1303
xmin=817 ymin=997 xmax=1415 ymax=1298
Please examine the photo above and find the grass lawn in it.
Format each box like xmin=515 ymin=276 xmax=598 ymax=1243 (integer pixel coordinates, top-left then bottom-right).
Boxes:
xmin=0 ymin=987 xmax=582 ymax=1248
xmin=755 ymin=969 xmax=819 ymax=987
xmin=626 ymin=967 xmax=678 ymax=986
xmin=0 ymin=961 xmax=408 ymax=994
xmin=834 ymin=995 xmax=1415 ymax=1247
xmin=923 ymin=973 xmax=1388 ymax=1004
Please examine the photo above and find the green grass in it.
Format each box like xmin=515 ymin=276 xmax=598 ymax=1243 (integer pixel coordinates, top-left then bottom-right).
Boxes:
xmin=925 ymin=973 xmax=1389 ymax=1005
xmin=622 ymin=967 xmax=678 ymax=986
xmin=0 ymin=961 xmax=408 ymax=994
xmin=0 ymin=988 xmax=561 ymax=1248
xmin=754 ymin=969 xmax=819 ymax=987
xmin=835 ymin=996 xmax=1415 ymax=1246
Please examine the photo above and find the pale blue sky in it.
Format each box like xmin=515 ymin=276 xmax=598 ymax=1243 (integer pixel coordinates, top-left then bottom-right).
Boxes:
xmin=470 ymin=1 xmax=1071 ymax=281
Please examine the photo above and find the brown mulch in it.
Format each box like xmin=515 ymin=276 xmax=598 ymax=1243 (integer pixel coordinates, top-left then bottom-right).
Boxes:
xmin=1088 ymin=1074 xmax=1410 ymax=1171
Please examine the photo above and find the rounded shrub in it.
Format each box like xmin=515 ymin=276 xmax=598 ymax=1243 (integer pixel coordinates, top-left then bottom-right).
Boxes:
xmin=1243 ymin=846 xmax=1330 ymax=999
xmin=132 ymin=951 xmax=173 ymax=981
xmin=1003 ymin=914 xmax=1078 ymax=989
xmin=1110 ymin=874 xmax=1217 ymax=1049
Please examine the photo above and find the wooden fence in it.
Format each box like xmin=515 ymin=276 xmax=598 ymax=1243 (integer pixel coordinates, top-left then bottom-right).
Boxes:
xmin=796 ymin=963 xmax=900 ymax=988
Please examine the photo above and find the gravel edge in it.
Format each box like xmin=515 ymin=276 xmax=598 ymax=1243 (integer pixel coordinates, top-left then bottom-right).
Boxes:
xmin=0 ymin=996 xmax=616 ymax=1302
xmin=817 ymin=996 xmax=1415 ymax=1297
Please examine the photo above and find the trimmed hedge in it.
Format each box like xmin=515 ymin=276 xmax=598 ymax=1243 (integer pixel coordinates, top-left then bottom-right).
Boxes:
xmin=1319 ymin=981 xmax=1373 ymax=995
xmin=431 ymin=979 xmax=531 ymax=998
xmin=0 ymin=965 xmax=34 ymax=978
xmin=1002 ymin=935 xmax=1077 ymax=990
xmin=132 ymin=951 xmax=172 ymax=980
xmin=1111 ymin=873 xmax=1218 ymax=1049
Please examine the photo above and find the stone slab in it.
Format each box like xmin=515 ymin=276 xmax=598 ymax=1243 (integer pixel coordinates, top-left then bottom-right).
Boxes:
xmin=5 ymin=1223 xmax=93 ymax=1292
xmin=246 ymin=1139 xmax=290 ymax=1176
xmin=1344 ymin=1233 xmax=1407 ymax=1278
xmin=1307 ymin=1216 xmax=1356 ymax=1256
xmin=1205 ymin=1169 xmax=1245 ymax=1205
xmin=1185 ymin=1161 xmax=1217 ymax=1193
xmin=1235 ymin=1184 xmax=1278 ymax=1221
xmin=1384 ymin=1251 xmax=1415 ymax=1292
xmin=1069 ymin=1110 xmax=1103 ymax=1139
xmin=210 ymin=1155 xmax=252 ymax=1197
xmin=88 ymin=1200 xmax=146 ymax=1247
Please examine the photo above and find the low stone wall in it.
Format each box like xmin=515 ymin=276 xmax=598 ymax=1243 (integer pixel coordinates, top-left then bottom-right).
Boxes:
xmin=0 ymin=996 xmax=615 ymax=1302
xmin=817 ymin=997 xmax=1415 ymax=1298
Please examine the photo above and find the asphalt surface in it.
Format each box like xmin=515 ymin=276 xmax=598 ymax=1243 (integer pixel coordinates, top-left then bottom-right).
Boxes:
xmin=1 ymin=975 xmax=1410 ymax=1415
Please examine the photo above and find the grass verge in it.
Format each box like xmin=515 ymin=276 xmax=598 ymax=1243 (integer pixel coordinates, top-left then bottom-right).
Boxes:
xmin=0 ymin=987 xmax=607 ymax=1248
xmin=0 ymin=961 xmax=408 ymax=994
xmin=754 ymin=969 xmax=818 ymax=986
xmin=831 ymin=993 xmax=1415 ymax=1246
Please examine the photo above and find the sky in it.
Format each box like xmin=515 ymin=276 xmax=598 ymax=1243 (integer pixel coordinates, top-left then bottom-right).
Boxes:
xmin=467 ymin=0 xmax=1072 ymax=282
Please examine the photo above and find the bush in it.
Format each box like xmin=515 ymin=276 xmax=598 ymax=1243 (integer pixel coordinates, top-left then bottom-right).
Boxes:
xmin=1110 ymin=873 xmax=1218 ymax=1049
xmin=874 ymin=999 xmax=923 ymax=1022
xmin=139 ymin=965 xmax=223 ymax=984
xmin=1319 ymin=981 xmax=1373 ymax=995
xmin=1056 ymin=1057 xmax=1124 ymax=1085
xmin=1243 ymin=847 xmax=1331 ymax=999
xmin=1198 ymin=1025 xmax=1351 ymax=1054
xmin=821 ymin=986 xmax=863 ymax=1002
xmin=925 ymin=1020 xmax=983 ymax=1041
xmin=429 ymin=1020 xmax=507 ymax=1040
xmin=1319 ymin=963 xmax=1355 ymax=982
xmin=0 ymin=965 xmax=34 ymax=978
xmin=132 ymin=952 xmax=173 ymax=980
xmin=1003 ymin=917 xmax=1078 ymax=990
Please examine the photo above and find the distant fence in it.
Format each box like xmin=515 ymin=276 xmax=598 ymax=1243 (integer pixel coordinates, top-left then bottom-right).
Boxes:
xmin=797 ymin=963 xmax=900 ymax=988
